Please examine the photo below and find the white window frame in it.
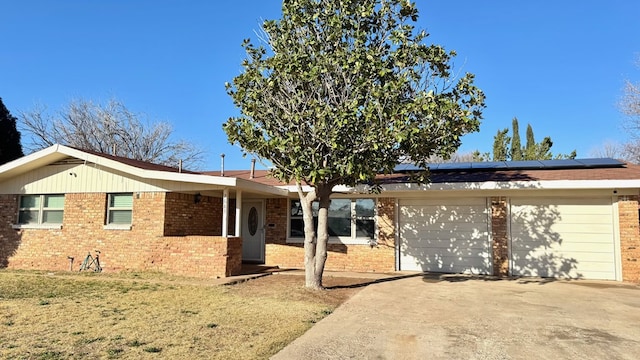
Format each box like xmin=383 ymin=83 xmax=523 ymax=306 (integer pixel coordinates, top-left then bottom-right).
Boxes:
xmin=13 ymin=194 xmax=64 ymax=229
xmin=286 ymin=198 xmax=377 ymax=245
xmin=104 ymin=193 xmax=133 ymax=230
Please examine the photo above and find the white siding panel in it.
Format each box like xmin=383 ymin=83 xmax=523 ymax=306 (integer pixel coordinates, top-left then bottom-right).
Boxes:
xmin=399 ymin=198 xmax=491 ymax=274
xmin=0 ymin=164 xmax=220 ymax=194
xmin=510 ymin=197 xmax=616 ymax=280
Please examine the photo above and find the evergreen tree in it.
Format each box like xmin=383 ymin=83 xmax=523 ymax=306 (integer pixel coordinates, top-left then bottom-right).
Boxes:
xmin=480 ymin=119 xmax=576 ymax=161
xmin=510 ymin=117 xmax=523 ymax=160
xmin=491 ymin=128 xmax=510 ymax=161
xmin=524 ymin=123 xmax=536 ymax=159
xmin=537 ymin=136 xmax=553 ymax=160
xmin=0 ymin=97 xmax=24 ymax=165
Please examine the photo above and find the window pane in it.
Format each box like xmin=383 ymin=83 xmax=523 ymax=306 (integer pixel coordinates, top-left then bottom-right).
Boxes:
xmin=20 ymin=195 xmax=39 ymax=208
xmin=290 ymin=200 xmax=303 ymax=217
xmin=110 ymin=194 xmax=133 ymax=208
xmin=356 ymin=199 xmax=375 ymax=217
xmin=329 ymin=199 xmax=351 ymax=217
xmin=356 ymin=219 xmax=375 ymax=239
xmin=290 ymin=218 xmax=304 ymax=238
xmin=109 ymin=210 xmax=132 ymax=224
xmin=328 ymin=199 xmax=351 ymax=236
xmin=44 ymin=195 xmax=65 ymax=208
xmin=43 ymin=210 xmax=64 ymax=224
xmin=328 ymin=216 xmax=350 ymax=236
xmin=18 ymin=210 xmax=39 ymax=224
xmin=290 ymin=200 xmax=319 ymax=217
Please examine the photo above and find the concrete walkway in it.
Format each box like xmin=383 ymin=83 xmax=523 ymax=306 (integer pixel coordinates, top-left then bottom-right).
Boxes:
xmin=272 ymin=274 xmax=640 ymax=360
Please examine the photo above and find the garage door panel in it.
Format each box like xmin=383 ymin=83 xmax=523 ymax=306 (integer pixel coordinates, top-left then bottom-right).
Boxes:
xmin=512 ymin=249 xmax=615 ymax=263
xmin=510 ymin=197 xmax=616 ymax=280
xmin=401 ymin=210 xmax=487 ymax=224
xmin=403 ymin=246 xmax=490 ymax=258
xmin=402 ymin=238 xmax=488 ymax=250
xmin=512 ymin=197 xmax=612 ymax=207
xmin=400 ymin=198 xmax=487 ymax=206
xmin=550 ymin=214 xmax=614 ymax=224
xmin=512 ymin=213 xmax=613 ymax=227
xmin=401 ymin=224 xmax=486 ymax=239
xmin=513 ymin=223 xmax=613 ymax=238
xmin=409 ymin=255 xmax=491 ymax=274
xmin=399 ymin=199 xmax=490 ymax=274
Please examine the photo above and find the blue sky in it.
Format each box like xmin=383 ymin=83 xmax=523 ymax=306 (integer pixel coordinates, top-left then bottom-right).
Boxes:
xmin=1 ymin=0 xmax=638 ymax=170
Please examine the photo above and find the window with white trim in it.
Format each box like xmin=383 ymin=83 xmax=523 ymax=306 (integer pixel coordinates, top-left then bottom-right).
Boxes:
xmin=289 ymin=198 xmax=376 ymax=243
xmin=18 ymin=194 xmax=65 ymax=225
xmin=106 ymin=193 xmax=133 ymax=225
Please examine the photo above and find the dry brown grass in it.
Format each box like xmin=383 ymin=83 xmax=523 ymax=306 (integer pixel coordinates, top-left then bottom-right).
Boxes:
xmin=0 ymin=270 xmax=362 ymax=359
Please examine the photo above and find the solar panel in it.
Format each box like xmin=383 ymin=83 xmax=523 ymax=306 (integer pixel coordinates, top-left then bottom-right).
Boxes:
xmin=435 ymin=162 xmax=473 ymax=170
xmin=394 ymin=163 xmax=421 ymax=172
xmin=575 ymin=158 xmax=624 ymax=167
xmin=503 ymin=160 xmax=545 ymax=169
xmin=470 ymin=161 xmax=507 ymax=170
xmin=392 ymin=158 xmax=624 ymax=173
xmin=536 ymin=159 xmax=582 ymax=168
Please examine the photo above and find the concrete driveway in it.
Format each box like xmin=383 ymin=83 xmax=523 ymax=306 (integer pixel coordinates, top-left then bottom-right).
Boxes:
xmin=272 ymin=274 xmax=640 ymax=360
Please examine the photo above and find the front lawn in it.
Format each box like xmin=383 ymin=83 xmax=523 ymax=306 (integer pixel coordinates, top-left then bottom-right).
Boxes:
xmin=0 ymin=270 xmax=360 ymax=359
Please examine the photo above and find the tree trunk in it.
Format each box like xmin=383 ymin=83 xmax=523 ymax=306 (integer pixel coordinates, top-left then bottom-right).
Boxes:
xmin=297 ymin=182 xmax=332 ymax=289
xmin=314 ymin=187 xmax=331 ymax=288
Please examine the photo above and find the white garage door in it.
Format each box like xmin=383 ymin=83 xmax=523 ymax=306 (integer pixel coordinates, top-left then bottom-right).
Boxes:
xmin=510 ymin=197 xmax=616 ymax=280
xmin=399 ymin=198 xmax=491 ymax=274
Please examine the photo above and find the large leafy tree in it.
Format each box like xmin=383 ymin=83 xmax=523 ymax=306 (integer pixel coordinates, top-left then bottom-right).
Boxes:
xmin=19 ymin=98 xmax=204 ymax=169
xmin=224 ymin=0 xmax=485 ymax=288
xmin=0 ymin=97 xmax=24 ymax=165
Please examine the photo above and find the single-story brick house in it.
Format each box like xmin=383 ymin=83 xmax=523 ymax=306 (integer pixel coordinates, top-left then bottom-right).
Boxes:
xmin=1 ymin=144 xmax=639 ymax=282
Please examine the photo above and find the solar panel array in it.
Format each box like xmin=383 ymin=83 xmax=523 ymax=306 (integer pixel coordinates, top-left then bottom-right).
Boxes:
xmin=394 ymin=158 xmax=625 ymax=172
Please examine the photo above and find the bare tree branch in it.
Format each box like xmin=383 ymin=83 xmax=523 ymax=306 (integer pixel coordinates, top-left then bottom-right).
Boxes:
xmin=18 ymin=98 xmax=205 ymax=169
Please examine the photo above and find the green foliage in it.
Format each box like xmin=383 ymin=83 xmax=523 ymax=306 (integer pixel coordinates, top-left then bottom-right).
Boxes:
xmin=0 ymin=97 xmax=24 ymax=165
xmin=485 ymin=118 xmax=576 ymax=161
xmin=491 ymin=128 xmax=510 ymax=161
xmin=525 ymin=123 xmax=535 ymax=156
xmin=224 ymin=0 xmax=485 ymax=188
xmin=510 ymin=117 xmax=522 ymax=161
xmin=224 ymin=0 xmax=485 ymax=287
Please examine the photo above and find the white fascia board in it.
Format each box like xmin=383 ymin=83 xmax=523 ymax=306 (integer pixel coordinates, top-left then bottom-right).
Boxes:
xmin=380 ymin=179 xmax=640 ymax=192
xmin=0 ymin=144 xmax=65 ymax=177
xmin=280 ymin=179 xmax=640 ymax=195
xmin=277 ymin=184 xmax=357 ymax=195
xmin=236 ymin=178 xmax=289 ymax=196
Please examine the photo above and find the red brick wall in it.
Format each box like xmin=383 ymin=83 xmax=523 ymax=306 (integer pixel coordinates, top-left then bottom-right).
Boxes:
xmin=142 ymin=236 xmax=242 ymax=278
xmin=0 ymin=192 xmax=241 ymax=278
xmin=618 ymin=196 xmax=640 ymax=283
xmin=264 ymin=197 xmax=395 ymax=272
xmin=0 ymin=194 xmax=19 ymax=267
xmin=491 ymin=197 xmax=509 ymax=276
xmin=164 ymin=193 xmax=221 ymax=236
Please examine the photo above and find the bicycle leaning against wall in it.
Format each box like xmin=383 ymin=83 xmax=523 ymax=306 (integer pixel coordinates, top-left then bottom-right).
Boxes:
xmin=79 ymin=250 xmax=102 ymax=272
